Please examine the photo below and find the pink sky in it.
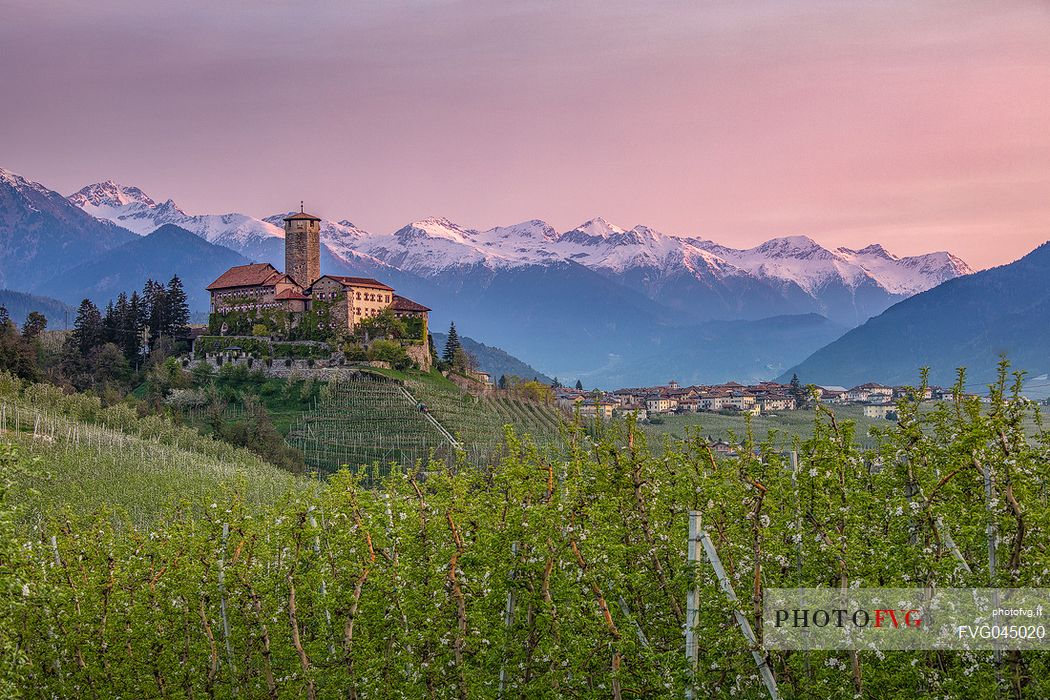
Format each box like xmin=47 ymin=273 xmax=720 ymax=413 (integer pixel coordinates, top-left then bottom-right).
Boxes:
xmin=2 ymin=0 xmax=1048 ymax=268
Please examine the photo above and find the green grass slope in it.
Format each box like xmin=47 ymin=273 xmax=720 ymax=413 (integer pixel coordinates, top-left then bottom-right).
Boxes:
xmin=0 ymin=373 xmax=304 ymax=525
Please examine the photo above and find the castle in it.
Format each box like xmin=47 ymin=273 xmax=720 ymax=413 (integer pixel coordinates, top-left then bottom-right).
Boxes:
xmin=206 ymin=205 xmax=430 ymax=335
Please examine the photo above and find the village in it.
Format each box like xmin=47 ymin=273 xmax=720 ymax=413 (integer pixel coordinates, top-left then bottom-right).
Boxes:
xmin=554 ymin=378 xmax=961 ymax=422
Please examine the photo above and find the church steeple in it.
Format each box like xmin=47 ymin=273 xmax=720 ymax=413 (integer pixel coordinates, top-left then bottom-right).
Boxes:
xmin=283 ymin=204 xmax=321 ymax=287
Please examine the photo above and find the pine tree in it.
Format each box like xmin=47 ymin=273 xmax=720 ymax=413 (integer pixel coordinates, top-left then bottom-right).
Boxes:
xmin=142 ymin=279 xmax=168 ymax=350
xmin=102 ymin=301 xmax=117 ymax=345
xmin=124 ymin=292 xmax=144 ymax=360
xmin=498 ymin=374 xmax=507 ymax=390
xmin=69 ymin=299 xmax=104 ymax=355
xmin=20 ymin=312 xmax=47 ymax=340
xmin=166 ymin=275 xmax=190 ymax=341
xmin=575 ymin=379 xmax=583 ymax=391
xmin=551 ymin=377 xmax=561 ymax=388
xmin=443 ymin=322 xmax=461 ymax=363
xmin=0 ymin=310 xmax=37 ymax=381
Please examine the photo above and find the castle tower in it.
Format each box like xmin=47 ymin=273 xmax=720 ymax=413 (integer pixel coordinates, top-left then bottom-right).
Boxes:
xmin=283 ymin=202 xmax=322 ymax=287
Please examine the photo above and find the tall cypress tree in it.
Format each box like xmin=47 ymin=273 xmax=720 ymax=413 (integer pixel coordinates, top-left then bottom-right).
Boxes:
xmin=443 ymin=322 xmax=461 ymax=363
xmin=575 ymin=379 xmax=583 ymax=391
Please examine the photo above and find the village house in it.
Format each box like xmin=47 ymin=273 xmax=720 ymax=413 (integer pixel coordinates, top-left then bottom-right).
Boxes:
xmin=710 ymin=439 xmax=736 ymax=455
xmin=845 ymin=383 xmax=894 ymax=403
xmin=863 ymin=404 xmax=898 ymax=420
xmin=615 ymin=404 xmax=648 ymax=421
xmin=577 ymin=398 xmax=617 ymax=419
xmin=207 ymin=205 xmax=429 ymax=336
xmin=818 ymin=389 xmax=846 ymax=404
xmin=697 ymin=392 xmax=730 ymax=411
xmin=676 ymin=396 xmax=701 ymax=413
xmin=892 ymin=385 xmax=933 ymax=401
xmin=645 ymin=394 xmax=679 ymax=413
xmin=756 ymin=395 xmax=796 ymax=413
xmin=723 ymin=392 xmax=757 ymax=411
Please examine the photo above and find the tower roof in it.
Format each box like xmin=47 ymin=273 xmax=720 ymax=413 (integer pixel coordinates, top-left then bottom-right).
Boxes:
xmin=283 ymin=201 xmax=321 ymax=222
xmin=284 ymin=211 xmax=321 ymax=222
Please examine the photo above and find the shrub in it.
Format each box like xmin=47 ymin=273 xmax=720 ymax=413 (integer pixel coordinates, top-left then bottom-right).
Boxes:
xmin=367 ymin=339 xmax=411 ymax=370
xmin=343 ymin=343 xmax=368 ymax=362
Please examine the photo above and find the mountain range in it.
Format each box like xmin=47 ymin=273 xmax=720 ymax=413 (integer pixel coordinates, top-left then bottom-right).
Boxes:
xmin=64 ymin=178 xmax=970 ymax=326
xmin=0 ymin=166 xmax=976 ymax=385
xmin=0 ymin=170 xmax=136 ymax=290
xmin=780 ymin=241 xmax=1050 ymax=397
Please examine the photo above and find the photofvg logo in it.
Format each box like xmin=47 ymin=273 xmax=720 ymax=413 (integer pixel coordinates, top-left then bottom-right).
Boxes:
xmin=774 ymin=607 xmax=923 ymax=630
xmin=763 ymin=589 xmax=1050 ymax=651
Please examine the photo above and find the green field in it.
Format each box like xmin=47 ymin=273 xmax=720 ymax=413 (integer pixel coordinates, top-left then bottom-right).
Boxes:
xmin=640 ymin=401 xmax=1046 ymax=450
xmin=640 ymin=404 xmax=890 ymax=449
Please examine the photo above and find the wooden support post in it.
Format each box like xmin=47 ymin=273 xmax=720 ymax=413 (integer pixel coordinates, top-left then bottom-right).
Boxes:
xmin=218 ymin=522 xmax=238 ymax=692
xmin=498 ymin=542 xmax=518 ymax=697
xmin=698 ymin=529 xmax=780 ymax=700
xmin=982 ymin=460 xmax=1003 ymax=685
xmin=685 ymin=511 xmax=699 ymax=700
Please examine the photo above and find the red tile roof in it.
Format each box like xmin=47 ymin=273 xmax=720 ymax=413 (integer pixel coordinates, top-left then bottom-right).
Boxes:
xmin=389 ymin=294 xmax=430 ymax=312
xmin=275 ymin=289 xmax=310 ymax=301
xmin=322 ymin=275 xmax=395 ymax=291
xmin=207 ymin=263 xmax=286 ymax=291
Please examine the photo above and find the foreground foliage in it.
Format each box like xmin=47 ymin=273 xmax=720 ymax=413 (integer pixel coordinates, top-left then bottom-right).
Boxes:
xmin=0 ymin=365 xmax=1048 ymax=698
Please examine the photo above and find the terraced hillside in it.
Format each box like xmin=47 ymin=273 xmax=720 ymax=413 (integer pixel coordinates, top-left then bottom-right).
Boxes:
xmin=286 ymin=370 xmax=566 ymax=473
xmin=404 ymin=375 xmax=565 ymax=457
xmin=286 ymin=373 xmax=454 ymax=475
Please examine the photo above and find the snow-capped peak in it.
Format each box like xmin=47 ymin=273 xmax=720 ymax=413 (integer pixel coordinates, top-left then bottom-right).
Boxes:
xmin=396 ymin=217 xmax=477 ymax=245
xmin=69 ymin=181 xmax=282 ymax=246
xmin=476 ymin=219 xmax=559 ymax=245
xmin=566 ymin=216 xmax=627 ymax=239
xmin=752 ymin=235 xmax=829 ymax=257
xmin=0 ymin=167 xmax=55 ymax=197
xmin=0 ymin=167 xmax=25 ymax=187
xmin=69 ymin=181 xmax=156 ymax=209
